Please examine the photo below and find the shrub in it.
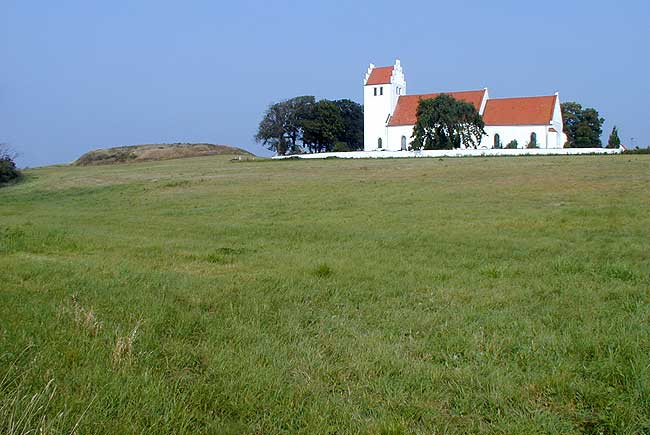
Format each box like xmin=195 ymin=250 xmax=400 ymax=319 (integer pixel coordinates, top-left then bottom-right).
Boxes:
xmin=332 ymin=141 xmax=351 ymax=152
xmin=505 ymin=140 xmax=518 ymax=149
xmin=526 ymin=141 xmax=539 ymax=149
xmin=0 ymin=144 xmax=20 ymax=184
xmin=623 ymin=148 xmax=650 ymax=154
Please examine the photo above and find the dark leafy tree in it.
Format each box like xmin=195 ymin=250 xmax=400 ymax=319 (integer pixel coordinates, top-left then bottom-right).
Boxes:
xmin=255 ymin=102 xmax=290 ymax=155
xmin=256 ymin=96 xmax=363 ymax=154
xmin=561 ymin=102 xmax=605 ymax=148
xmin=302 ymin=100 xmax=344 ymax=153
xmin=0 ymin=144 xmax=20 ymax=184
xmin=284 ymin=96 xmax=316 ymax=153
xmin=332 ymin=99 xmax=364 ymax=151
xmin=255 ymin=96 xmax=316 ymax=155
xmin=332 ymin=141 xmax=352 ymax=152
xmin=607 ymin=126 xmax=621 ymax=148
xmin=411 ymin=94 xmax=485 ymax=150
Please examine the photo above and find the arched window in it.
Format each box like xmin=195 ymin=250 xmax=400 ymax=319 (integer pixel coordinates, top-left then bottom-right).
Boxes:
xmin=380 ymin=87 xmax=383 ymax=96
xmin=377 ymin=137 xmax=382 ymax=149
xmin=401 ymin=136 xmax=407 ymax=150
xmin=494 ymin=133 xmax=501 ymax=149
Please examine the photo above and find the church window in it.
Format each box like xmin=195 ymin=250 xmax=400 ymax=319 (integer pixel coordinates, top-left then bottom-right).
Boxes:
xmin=494 ymin=133 xmax=501 ymax=149
xmin=374 ymin=87 xmax=377 ymax=96
xmin=378 ymin=137 xmax=382 ymax=149
xmin=401 ymin=136 xmax=407 ymax=150
xmin=380 ymin=87 xmax=383 ymax=96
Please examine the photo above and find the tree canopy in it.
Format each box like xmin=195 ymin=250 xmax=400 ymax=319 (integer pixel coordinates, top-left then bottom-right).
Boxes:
xmin=411 ymin=94 xmax=485 ymax=150
xmin=561 ymin=102 xmax=605 ymax=148
xmin=332 ymin=99 xmax=364 ymax=151
xmin=302 ymin=100 xmax=344 ymax=153
xmin=255 ymin=96 xmax=316 ymax=155
xmin=255 ymin=97 xmax=363 ymax=154
xmin=607 ymin=126 xmax=621 ymax=149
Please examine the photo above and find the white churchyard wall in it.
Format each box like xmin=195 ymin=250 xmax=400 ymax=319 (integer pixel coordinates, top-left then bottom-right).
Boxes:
xmin=273 ymin=147 xmax=622 ymax=160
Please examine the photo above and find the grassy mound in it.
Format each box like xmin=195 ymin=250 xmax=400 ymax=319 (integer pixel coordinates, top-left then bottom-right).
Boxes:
xmin=1 ymin=155 xmax=649 ymax=434
xmin=74 ymin=143 xmax=254 ymax=166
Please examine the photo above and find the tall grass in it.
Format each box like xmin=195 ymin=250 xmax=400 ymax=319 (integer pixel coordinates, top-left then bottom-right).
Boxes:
xmin=1 ymin=154 xmax=649 ymax=434
xmin=0 ymin=348 xmax=96 ymax=435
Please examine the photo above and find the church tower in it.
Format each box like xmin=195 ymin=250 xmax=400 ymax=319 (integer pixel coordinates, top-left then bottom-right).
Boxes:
xmin=363 ymin=60 xmax=406 ymax=151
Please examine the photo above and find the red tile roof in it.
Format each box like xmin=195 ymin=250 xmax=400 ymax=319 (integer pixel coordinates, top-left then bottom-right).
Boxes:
xmin=366 ymin=66 xmax=394 ymax=85
xmin=483 ymin=95 xmax=556 ymax=126
xmin=388 ymin=90 xmax=486 ymax=126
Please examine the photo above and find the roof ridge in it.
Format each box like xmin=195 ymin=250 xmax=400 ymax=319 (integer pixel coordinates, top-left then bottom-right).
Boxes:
xmin=408 ymin=89 xmax=485 ymax=97
xmin=486 ymin=94 xmax=556 ymax=101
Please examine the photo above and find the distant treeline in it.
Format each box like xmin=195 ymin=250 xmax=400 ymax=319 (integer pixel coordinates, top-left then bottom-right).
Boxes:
xmin=255 ymin=96 xmax=363 ymax=155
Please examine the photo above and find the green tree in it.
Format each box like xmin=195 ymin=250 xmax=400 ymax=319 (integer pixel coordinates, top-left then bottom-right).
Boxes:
xmin=302 ymin=100 xmax=344 ymax=153
xmin=411 ymin=94 xmax=485 ymax=150
xmin=255 ymin=96 xmax=315 ymax=155
xmin=0 ymin=144 xmax=20 ymax=184
xmin=284 ymin=96 xmax=316 ymax=153
xmin=607 ymin=126 xmax=621 ymax=148
xmin=256 ymin=96 xmax=363 ymax=154
xmin=332 ymin=99 xmax=364 ymax=151
xmin=255 ymin=101 xmax=290 ymax=155
xmin=561 ymin=102 xmax=605 ymax=148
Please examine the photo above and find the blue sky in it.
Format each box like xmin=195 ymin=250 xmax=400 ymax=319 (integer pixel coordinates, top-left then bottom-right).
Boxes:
xmin=2 ymin=0 xmax=649 ymax=167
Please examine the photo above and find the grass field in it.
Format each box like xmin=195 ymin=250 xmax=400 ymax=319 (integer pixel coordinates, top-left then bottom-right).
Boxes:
xmin=1 ymin=155 xmax=649 ymax=434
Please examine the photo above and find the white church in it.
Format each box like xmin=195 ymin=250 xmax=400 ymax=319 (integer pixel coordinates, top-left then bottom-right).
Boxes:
xmin=363 ymin=60 xmax=568 ymax=151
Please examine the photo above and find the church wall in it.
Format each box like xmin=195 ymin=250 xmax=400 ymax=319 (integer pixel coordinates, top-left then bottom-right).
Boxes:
xmin=551 ymin=96 xmax=568 ymax=147
xmin=363 ymin=84 xmax=392 ymax=151
xmin=483 ymin=125 xmax=554 ymax=149
xmin=363 ymin=60 xmax=406 ymax=151
xmin=387 ymin=124 xmax=556 ymax=150
xmin=387 ymin=125 xmax=415 ymax=151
